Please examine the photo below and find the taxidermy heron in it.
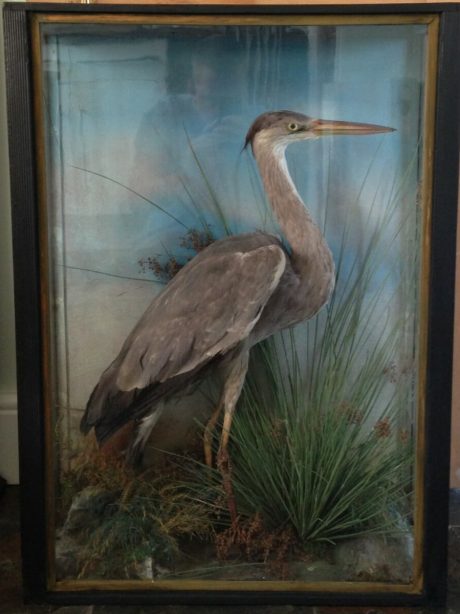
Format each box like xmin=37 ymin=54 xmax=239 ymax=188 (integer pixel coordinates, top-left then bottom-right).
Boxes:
xmin=80 ymin=111 xmax=393 ymax=521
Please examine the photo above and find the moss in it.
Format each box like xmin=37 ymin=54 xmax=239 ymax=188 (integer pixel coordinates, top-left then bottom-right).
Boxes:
xmin=57 ymin=439 xmax=216 ymax=579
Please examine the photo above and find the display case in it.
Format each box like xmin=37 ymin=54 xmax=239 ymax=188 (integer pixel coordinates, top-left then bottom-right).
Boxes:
xmin=3 ymin=2 xmax=460 ymax=606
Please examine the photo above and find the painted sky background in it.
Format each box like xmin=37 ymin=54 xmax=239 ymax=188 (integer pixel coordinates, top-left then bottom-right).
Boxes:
xmin=41 ymin=21 xmax=427 ymax=412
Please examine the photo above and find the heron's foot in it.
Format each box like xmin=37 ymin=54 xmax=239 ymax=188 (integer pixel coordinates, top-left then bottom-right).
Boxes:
xmin=217 ymin=445 xmax=238 ymax=526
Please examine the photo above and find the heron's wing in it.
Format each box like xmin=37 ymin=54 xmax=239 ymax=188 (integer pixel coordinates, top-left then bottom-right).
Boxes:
xmin=82 ymin=242 xmax=286 ymax=433
xmin=117 ymin=243 xmax=286 ymax=389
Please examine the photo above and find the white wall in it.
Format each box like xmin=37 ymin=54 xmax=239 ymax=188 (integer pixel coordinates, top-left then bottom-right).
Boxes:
xmin=0 ymin=1 xmax=19 ymax=484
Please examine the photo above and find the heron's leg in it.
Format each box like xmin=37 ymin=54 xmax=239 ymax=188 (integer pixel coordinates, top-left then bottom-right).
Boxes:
xmin=217 ymin=400 xmax=240 ymax=525
xmin=216 ymin=349 xmax=249 ymax=525
xmin=203 ymin=399 xmax=223 ymax=467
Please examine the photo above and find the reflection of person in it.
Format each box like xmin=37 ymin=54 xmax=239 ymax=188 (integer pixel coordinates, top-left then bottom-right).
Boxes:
xmin=132 ymin=34 xmax=247 ymax=201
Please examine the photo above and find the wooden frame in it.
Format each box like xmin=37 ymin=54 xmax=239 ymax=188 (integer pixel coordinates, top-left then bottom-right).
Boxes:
xmin=3 ymin=2 xmax=460 ymax=606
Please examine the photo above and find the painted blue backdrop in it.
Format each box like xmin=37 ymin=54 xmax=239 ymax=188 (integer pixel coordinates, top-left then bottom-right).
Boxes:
xmin=40 ymin=22 xmax=427 ymax=445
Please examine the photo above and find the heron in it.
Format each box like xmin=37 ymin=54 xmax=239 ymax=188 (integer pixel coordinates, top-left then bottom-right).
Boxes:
xmin=80 ymin=111 xmax=393 ymax=521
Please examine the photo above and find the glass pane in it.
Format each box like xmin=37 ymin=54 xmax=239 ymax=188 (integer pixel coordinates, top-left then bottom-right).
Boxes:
xmin=40 ymin=19 xmax=428 ymax=585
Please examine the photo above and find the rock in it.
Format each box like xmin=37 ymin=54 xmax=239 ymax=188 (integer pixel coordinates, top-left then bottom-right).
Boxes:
xmin=287 ymin=558 xmax=343 ymax=582
xmin=334 ymin=533 xmax=413 ymax=583
xmin=61 ymin=487 xmax=118 ymax=534
xmin=132 ymin=556 xmax=154 ymax=580
xmin=55 ymin=534 xmax=80 ymax=578
xmin=56 ymin=487 xmax=118 ymax=579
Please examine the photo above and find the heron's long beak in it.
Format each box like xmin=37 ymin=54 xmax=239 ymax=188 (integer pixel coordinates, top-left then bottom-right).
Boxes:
xmin=311 ymin=119 xmax=395 ymax=136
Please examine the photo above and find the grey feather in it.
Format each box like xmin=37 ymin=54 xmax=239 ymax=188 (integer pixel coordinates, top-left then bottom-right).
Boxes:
xmin=117 ymin=241 xmax=285 ymax=390
xmin=81 ymin=234 xmax=286 ymax=441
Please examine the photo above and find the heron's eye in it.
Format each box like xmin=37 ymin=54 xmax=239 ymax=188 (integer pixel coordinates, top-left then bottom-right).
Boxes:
xmin=288 ymin=122 xmax=299 ymax=132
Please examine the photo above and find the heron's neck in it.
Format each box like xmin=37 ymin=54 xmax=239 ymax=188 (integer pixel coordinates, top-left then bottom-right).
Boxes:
xmin=254 ymin=140 xmax=331 ymax=271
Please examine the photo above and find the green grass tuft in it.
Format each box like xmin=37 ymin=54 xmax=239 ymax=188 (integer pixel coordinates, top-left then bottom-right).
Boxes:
xmin=228 ymin=335 xmax=413 ymax=545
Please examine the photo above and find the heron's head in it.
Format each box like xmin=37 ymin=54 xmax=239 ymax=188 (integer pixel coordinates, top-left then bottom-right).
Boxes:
xmin=244 ymin=110 xmax=395 ymax=153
